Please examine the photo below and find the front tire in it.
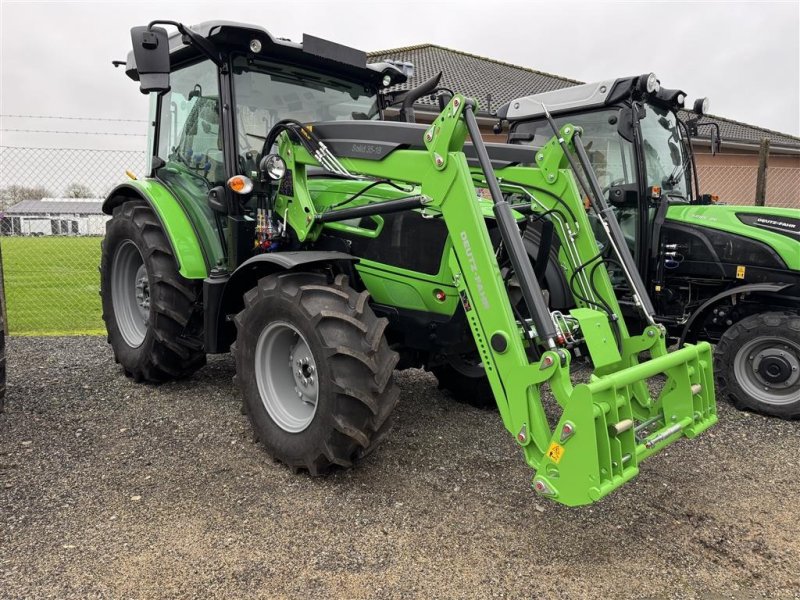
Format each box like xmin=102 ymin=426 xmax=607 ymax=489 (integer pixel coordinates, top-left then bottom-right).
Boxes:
xmin=716 ymin=311 xmax=800 ymax=419
xmin=100 ymin=201 xmax=205 ymax=382
xmin=233 ymin=272 xmax=399 ymax=474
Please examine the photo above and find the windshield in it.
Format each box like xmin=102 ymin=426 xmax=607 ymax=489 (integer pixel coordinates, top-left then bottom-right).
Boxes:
xmin=232 ymin=56 xmax=380 ymax=167
xmin=640 ymin=104 xmax=689 ymax=199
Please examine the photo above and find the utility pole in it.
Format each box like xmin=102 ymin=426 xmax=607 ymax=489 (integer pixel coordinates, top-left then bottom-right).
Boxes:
xmin=755 ymin=137 xmax=770 ymax=206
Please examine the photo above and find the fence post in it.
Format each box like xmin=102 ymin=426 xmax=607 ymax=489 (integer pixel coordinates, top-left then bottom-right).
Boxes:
xmin=0 ymin=243 xmax=7 ymax=335
xmin=755 ymin=137 xmax=770 ymax=206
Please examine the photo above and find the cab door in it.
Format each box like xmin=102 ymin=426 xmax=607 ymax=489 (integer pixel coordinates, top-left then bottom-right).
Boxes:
xmin=153 ymin=59 xmax=227 ymax=269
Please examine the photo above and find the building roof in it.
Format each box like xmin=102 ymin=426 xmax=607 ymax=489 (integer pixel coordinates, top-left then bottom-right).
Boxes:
xmin=368 ymin=44 xmax=800 ymax=151
xmin=5 ymin=200 xmax=106 ymax=215
xmin=369 ymin=44 xmax=580 ymax=115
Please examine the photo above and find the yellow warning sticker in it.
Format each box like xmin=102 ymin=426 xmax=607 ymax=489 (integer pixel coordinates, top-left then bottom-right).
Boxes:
xmin=736 ymin=265 xmax=746 ymax=279
xmin=546 ymin=442 xmax=564 ymax=464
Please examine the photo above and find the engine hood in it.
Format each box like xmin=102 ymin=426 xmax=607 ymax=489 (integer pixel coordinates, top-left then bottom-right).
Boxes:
xmin=666 ymin=204 xmax=800 ymax=270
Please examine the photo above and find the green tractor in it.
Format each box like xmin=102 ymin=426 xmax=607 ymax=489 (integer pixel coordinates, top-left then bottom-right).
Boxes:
xmin=494 ymin=76 xmax=800 ymax=418
xmin=102 ymin=21 xmax=717 ymax=506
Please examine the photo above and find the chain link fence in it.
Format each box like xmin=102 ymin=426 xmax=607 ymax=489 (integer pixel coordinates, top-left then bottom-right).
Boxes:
xmin=696 ymin=164 xmax=800 ymax=208
xmin=1 ymin=143 xmax=799 ymax=335
xmin=0 ymin=146 xmax=145 ymax=335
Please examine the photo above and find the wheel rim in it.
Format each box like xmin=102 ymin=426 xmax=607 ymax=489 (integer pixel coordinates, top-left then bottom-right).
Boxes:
xmin=254 ymin=321 xmax=319 ymax=433
xmin=733 ymin=337 xmax=800 ymax=406
xmin=111 ymin=240 xmax=149 ymax=348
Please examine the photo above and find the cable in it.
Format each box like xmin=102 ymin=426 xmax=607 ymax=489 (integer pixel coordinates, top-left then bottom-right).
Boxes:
xmin=327 ymin=179 xmax=413 ymax=211
xmin=568 ymin=252 xmax=608 ymax=313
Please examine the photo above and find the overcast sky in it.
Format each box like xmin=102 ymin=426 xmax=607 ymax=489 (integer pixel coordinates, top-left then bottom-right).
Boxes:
xmin=1 ymin=0 xmax=798 ymax=152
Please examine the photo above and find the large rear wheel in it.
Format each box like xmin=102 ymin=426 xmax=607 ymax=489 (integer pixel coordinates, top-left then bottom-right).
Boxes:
xmin=716 ymin=311 xmax=800 ymax=419
xmin=100 ymin=201 xmax=205 ymax=382
xmin=233 ymin=272 xmax=399 ymax=474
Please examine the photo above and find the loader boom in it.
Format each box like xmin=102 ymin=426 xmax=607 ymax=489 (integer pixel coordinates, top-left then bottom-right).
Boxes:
xmin=272 ymin=95 xmax=717 ymax=506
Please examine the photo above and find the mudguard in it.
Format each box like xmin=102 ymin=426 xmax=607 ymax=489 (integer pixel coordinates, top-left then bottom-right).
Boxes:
xmin=679 ymin=282 xmax=800 ymax=346
xmin=103 ymin=180 xmax=208 ymax=279
xmin=205 ymin=251 xmax=359 ymax=353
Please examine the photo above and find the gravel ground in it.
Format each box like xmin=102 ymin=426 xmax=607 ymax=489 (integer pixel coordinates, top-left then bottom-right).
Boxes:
xmin=1 ymin=336 xmax=799 ymax=600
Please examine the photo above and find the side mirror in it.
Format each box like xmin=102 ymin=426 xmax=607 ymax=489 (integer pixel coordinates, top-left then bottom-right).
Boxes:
xmin=608 ymin=184 xmax=639 ymax=207
xmin=130 ymin=26 xmax=171 ymax=94
xmin=438 ymin=91 xmax=453 ymax=112
xmin=616 ymin=107 xmax=635 ymax=143
xmin=207 ymin=186 xmax=227 ymax=213
xmin=710 ymin=127 xmax=721 ymax=156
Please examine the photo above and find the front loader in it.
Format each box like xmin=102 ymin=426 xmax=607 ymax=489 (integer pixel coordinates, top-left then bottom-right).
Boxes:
xmin=101 ymin=21 xmax=716 ymax=506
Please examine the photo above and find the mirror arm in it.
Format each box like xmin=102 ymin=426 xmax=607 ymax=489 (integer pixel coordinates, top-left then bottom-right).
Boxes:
xmin=147 ymin=20 xmax=224 ymax=68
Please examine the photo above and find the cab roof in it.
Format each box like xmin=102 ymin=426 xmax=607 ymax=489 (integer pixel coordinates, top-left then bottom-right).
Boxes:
xmin=125 ymin=20 xmax=408 ymax=89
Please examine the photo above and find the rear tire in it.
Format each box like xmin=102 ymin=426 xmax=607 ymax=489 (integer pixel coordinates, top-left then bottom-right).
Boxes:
xmin=431 ymin=355 xmax=495 ymax=409
xmin=716 ymin=311 xmax=800 ymax=419
xmin=232 ymin=272 xmax=399 ymax=474
xmin=100 ymin=201 xmax=205 ymax=382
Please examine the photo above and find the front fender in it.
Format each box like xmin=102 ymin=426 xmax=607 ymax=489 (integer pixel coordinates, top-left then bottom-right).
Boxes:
xmin=104 ymin=180 xmax=207 ymax=279
xmin=678 ymin=282 xmax=800 ymax=346
xmin=206 ymin=251 xmax=359 ymax=353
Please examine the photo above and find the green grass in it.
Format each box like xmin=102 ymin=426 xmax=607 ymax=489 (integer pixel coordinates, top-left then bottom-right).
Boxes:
xmin=2 ymin=237 xmax=105 ymax=335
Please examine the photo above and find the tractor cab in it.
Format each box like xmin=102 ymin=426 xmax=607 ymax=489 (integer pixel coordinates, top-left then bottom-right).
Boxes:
xmin=122 ymin=21 xmax=413 ymax=271
xmin=498 ymin=74 xmax=711 ymax=284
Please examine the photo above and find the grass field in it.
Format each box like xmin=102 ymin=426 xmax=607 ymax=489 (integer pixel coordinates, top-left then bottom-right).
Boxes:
xmin=2 ymin=237 xmax=104 ymax=335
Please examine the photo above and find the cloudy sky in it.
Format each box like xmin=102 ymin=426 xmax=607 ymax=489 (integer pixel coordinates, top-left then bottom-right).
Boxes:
xmin=1 ymin=0 xmax=798 ymax=152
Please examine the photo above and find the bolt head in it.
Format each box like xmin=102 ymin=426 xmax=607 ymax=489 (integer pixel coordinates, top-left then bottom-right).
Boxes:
xmin=533 ymin=479 xmax=547 ymax=493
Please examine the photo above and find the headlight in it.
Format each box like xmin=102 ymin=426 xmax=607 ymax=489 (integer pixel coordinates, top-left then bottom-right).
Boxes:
xmin=646 ymin=72 xmax=660 ymax=93
xmin=676 ymin=93 xmax=686 ymax=106
xmin=249 ymin=39 xmax=262 ymax=53
xmin=693 ymin=97 xmax=710 ymax=115
xmin=260 ymin=154 xmax=286 ymax=180
xmin=382 ymin=74 xmax=392 ymax=87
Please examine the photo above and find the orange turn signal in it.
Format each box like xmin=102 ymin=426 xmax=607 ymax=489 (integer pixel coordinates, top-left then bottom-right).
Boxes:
xmin=227 ymin=175 xmax=254 ymax=195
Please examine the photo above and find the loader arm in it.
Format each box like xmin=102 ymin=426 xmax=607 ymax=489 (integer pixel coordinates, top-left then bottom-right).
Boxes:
xmin=272 ymin=95 xmax=717 ymax=506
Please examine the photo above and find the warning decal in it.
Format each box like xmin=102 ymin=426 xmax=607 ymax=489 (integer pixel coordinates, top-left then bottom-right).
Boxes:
xmin=546 ymin=442 xmax=564 ymax=464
